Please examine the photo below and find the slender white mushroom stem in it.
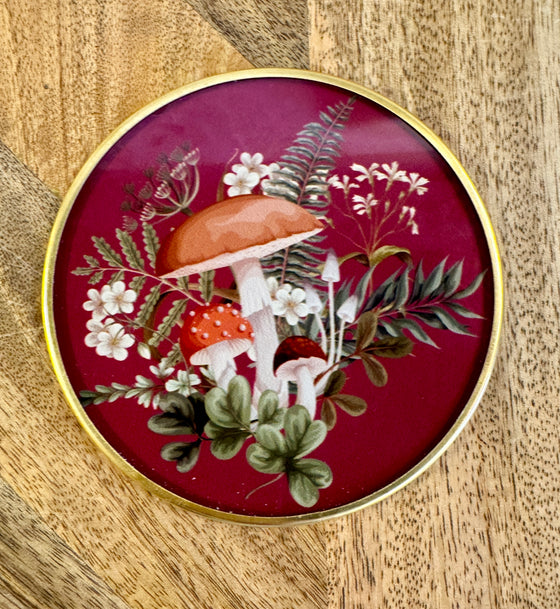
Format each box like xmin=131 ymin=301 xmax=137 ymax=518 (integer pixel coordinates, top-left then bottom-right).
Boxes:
xmin=303 ymin=282 xmax=328 ymax=353
xmin=336 ymin=319 xmax=347 ymax=363
xmin=230 ymin=257 xmax=288 ymax=407
xmin=327 ymin=281 xmax=336 ymax=366
xmin=295 ymin=365 xmax=317 ymax=419
xmin=335 ymin=295 xmax=358 ymax=363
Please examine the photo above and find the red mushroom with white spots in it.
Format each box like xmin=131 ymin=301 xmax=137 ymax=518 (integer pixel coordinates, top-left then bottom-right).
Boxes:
xmin=273 ymin=336 xmax=329 ymax=419
xmin=180 ymin=303 xmax=254 ymax=390
xmin=156 ymin=194 xmax=324 ymax=404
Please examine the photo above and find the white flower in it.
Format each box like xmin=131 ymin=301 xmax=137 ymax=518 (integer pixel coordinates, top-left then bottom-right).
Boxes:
xmin=303 ymin=282 xmax=324 ymax=314
xmin=100 ymin=281 xmax=137 ymax=316
xmin=271 ymin=287 xmax=309 ymax=326
xmin=328 ymin=174 xmax=359 ymax=195
xmin=95 ymin=323 xmax=135 ymax=361
xmin=165 ymin=370 xmax=201 ymax=396
xmin=351 ymin=162 xmax=380 ymax=183
xmin=223 ymin=166 xmax=260 ymax=197
xmin=232 ymin=152 xmax=269 ymax=178
xmin=83 ymin=288 xmax=107 ymax=321
xmin=266 ymin=277 xmax=292 ymax=299
xmin=376 ymin=162 xmax=408 ymax=187
xmin=85 ymin=317 xmax=114 ymax=347
xmin=400 ymin=206 xmax=420 ymax=235
xmin=352 ymin=193 xmax=378 ymax=216
xmin=403 ymin=172 xmax=429 ymax=195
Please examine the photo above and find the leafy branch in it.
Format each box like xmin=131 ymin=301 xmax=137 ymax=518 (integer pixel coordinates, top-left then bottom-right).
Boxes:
xmin=364 ymin=259 xmax=486 ymax=347
xmin=261 ymin=97 xmax=356 ymax=285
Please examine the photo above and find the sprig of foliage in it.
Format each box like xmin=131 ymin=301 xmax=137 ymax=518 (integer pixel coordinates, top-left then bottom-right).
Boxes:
xmin=261 ymin=97 xmax=355 ymax=285
xmin=364 ymin=259 xmax=486 ymax=347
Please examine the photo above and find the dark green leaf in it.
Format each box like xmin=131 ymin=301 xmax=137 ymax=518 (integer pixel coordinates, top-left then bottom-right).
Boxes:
xmin=446 ymin=302 xmax=485 ymax=319
xmin=393 ymin=317 xmax=439 ymax=348
xmin=287 ymin=459 xmax=333 ymax=507
xmin=430 ymin=306 xmax=474 ymax=335
xmin=147 ymin=413 xmax=195 ymax=436
xmin=367 ymin=336 xmax=414 ymax=358
xmin=204 ymin=376 xmax=251 ymax=429
xmin=355 ymin=310 xmax=379 ymax=351
xmin=292 ymin=458 xmax=333 ymax=488
xmin=360 ymin=353 xmax=388 ymax=386
xmin=443 ymin=260 xmax=463 ymax=297
xmin=323 ymin=370 xmax=347 ymax=397
xmin=454 ymin=270 xmax=487 ymax=299
xmin=320 ymin=399 xmax=337 ymax=430
xmin=161 ymin=441 xmax=200 ymax=473
xmin=420 ymin=258 xmax=447 ymax=299
xmin=331 ymin=394 xmax=367 ymax=416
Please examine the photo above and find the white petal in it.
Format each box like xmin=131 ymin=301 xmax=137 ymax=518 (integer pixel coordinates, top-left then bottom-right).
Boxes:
xmin=290 ymin=288 xmax=306 ymax=304
xmin=112 ymin=347 xmax=128 ymax=361
xmin=284 ymin=310 xmax=299 ymax=326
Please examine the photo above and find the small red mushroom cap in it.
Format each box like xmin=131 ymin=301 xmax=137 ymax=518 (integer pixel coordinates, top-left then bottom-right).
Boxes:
xmin=273 ymin=336 xmax=328 ymax=381
xmin=180 ymin=303 xmax=254 ymax=365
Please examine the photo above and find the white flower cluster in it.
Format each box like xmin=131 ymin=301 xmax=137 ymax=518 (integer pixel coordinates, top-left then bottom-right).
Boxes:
xmin=223 ymin=152 xmax=278 ymax=197
xmin=131 ymin=363 xmax=201 ymax=409
xmin=82 ymin=281 xmax=137 ymax=361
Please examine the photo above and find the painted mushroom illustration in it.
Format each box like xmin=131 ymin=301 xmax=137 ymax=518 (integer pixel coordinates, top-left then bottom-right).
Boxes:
xmin=180 ymin=303 xmax=254 ymax=390
xmin=273 ymin=336 xmax=329 ymax=419
xmin=156 ymin=194 xmax=324 ymax=404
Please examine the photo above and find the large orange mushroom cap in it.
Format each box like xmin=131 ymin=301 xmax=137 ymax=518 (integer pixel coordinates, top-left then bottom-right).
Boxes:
xmin=155 ymin=194 xmax=324 ymax=278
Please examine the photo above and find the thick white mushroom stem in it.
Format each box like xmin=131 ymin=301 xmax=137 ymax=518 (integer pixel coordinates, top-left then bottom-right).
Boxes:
xmin=294 ymin=365 xmax=317 ymax=419
xmin=230 ymin=257 xmax=288 ymax=406
xmin=192 ymin=342 xmax=237 ymax=390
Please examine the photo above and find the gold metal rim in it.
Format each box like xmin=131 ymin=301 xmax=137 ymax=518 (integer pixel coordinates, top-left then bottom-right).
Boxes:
xmin=42 ymin=68 xmax=503 ymax=526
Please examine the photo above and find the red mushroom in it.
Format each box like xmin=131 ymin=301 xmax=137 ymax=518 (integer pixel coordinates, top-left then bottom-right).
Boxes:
xmin=156 ymin=194 xmax=324 ymax=403
xmin=180 ymin=303 xmax=254 ymax=390
xmin=273 ymin=336 xmax=328 ymax=418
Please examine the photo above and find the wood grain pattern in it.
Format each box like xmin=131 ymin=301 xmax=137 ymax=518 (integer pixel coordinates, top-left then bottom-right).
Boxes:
xmin=0 ymin=0 xmax=559 ymax=607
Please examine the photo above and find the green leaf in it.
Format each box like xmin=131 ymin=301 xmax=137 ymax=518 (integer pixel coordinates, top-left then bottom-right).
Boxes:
xmin=208 ymin=428 xmax=250 ymax=460
xmin=368 ymin=245 xmax=412 ymax=268
xmin=204 ymin=376 xmax=251 ymax=429
xmin=161 ymin=441 xmax=200 ymax=473
xmin=148 ymin=413 xmax=195 ymax=436
xmin=255 ymin=425 xmax=287 ymax=454
xmin=367 ymin=336 xmax=414 ymax=358
xmin=392 ymin=317 xmax=439 ymax=348
xmin=88 ymin=270 xmax=104 ymax=285
xmin=443 ymin=260 xmax=463 ymax=297
xmin=129 ymin=275 xmax=146 ymax=293
xmin=355 ymin=310 xmax=379 ymax=351
xmin=116 ymin=228 xmax=145 ymax=271
xmin=420 ymin=258 xmax=447 ymax=299
xmin=148 ymin=298 xmax=187 ymax=347
xmin=142 ymin=222 xmax=160 ymax=270
xmin=288 ymin=470 xmax=319 ymax=507
xmin=257 ymin=390 xmax=284 ymax=428
xmin=447 ymin=302 xmax=485 ymax=319
xmin=320 ymin=399 xmax=337 ymax=430
xmin=284 ymin=405 xmax=327 ymax=458
xmin=84 ymin=254 xmax=100 ymax=267
xmin=198 ymin=269 xmax=215 ymax=303
xmin=430 ymin=306 xmax=474 ymax=335
xmin=246 ymin=443 xmax=286 ymax=474
xmin=135 ymin=284 xmax=161 ymax=326
xmin=323 ymin=370 xmax=347 ymax=397
xmin=330 ymin=394 xmax=367 ymax=416
xmin=360 ymin=353 xmax=388 ymax=387
xmin=454 ymin=270 xmax=487 ymax=299
xmin=92 ymin=236 xmax=123 ymax=267
xmin=287 ymin=459 xmax=333 ymax=507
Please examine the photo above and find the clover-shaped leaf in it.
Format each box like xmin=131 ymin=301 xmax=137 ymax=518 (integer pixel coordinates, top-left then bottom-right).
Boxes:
xmin=288 ymin=459 xmax=333 ymax=507
xmin=257 ymin=390 xmax=285 ymax=429
xmin=284 ymin=404 xmax=327 ymax=458
xmin=148 ymin=392 xmax=196 ymax=436
xmin=205 ymin=376 xmax=251 ymax=429
xmin=161 ymin=441 xmax=200 ymax=473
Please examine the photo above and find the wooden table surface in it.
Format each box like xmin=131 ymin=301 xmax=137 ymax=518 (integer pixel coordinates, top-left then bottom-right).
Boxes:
xmin=1 ymin=0 xmax=559 ymax=607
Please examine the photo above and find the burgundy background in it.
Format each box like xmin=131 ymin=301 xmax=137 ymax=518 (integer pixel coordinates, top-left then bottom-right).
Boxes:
xmin=52 ymin=77 xmax=495 ymax=517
